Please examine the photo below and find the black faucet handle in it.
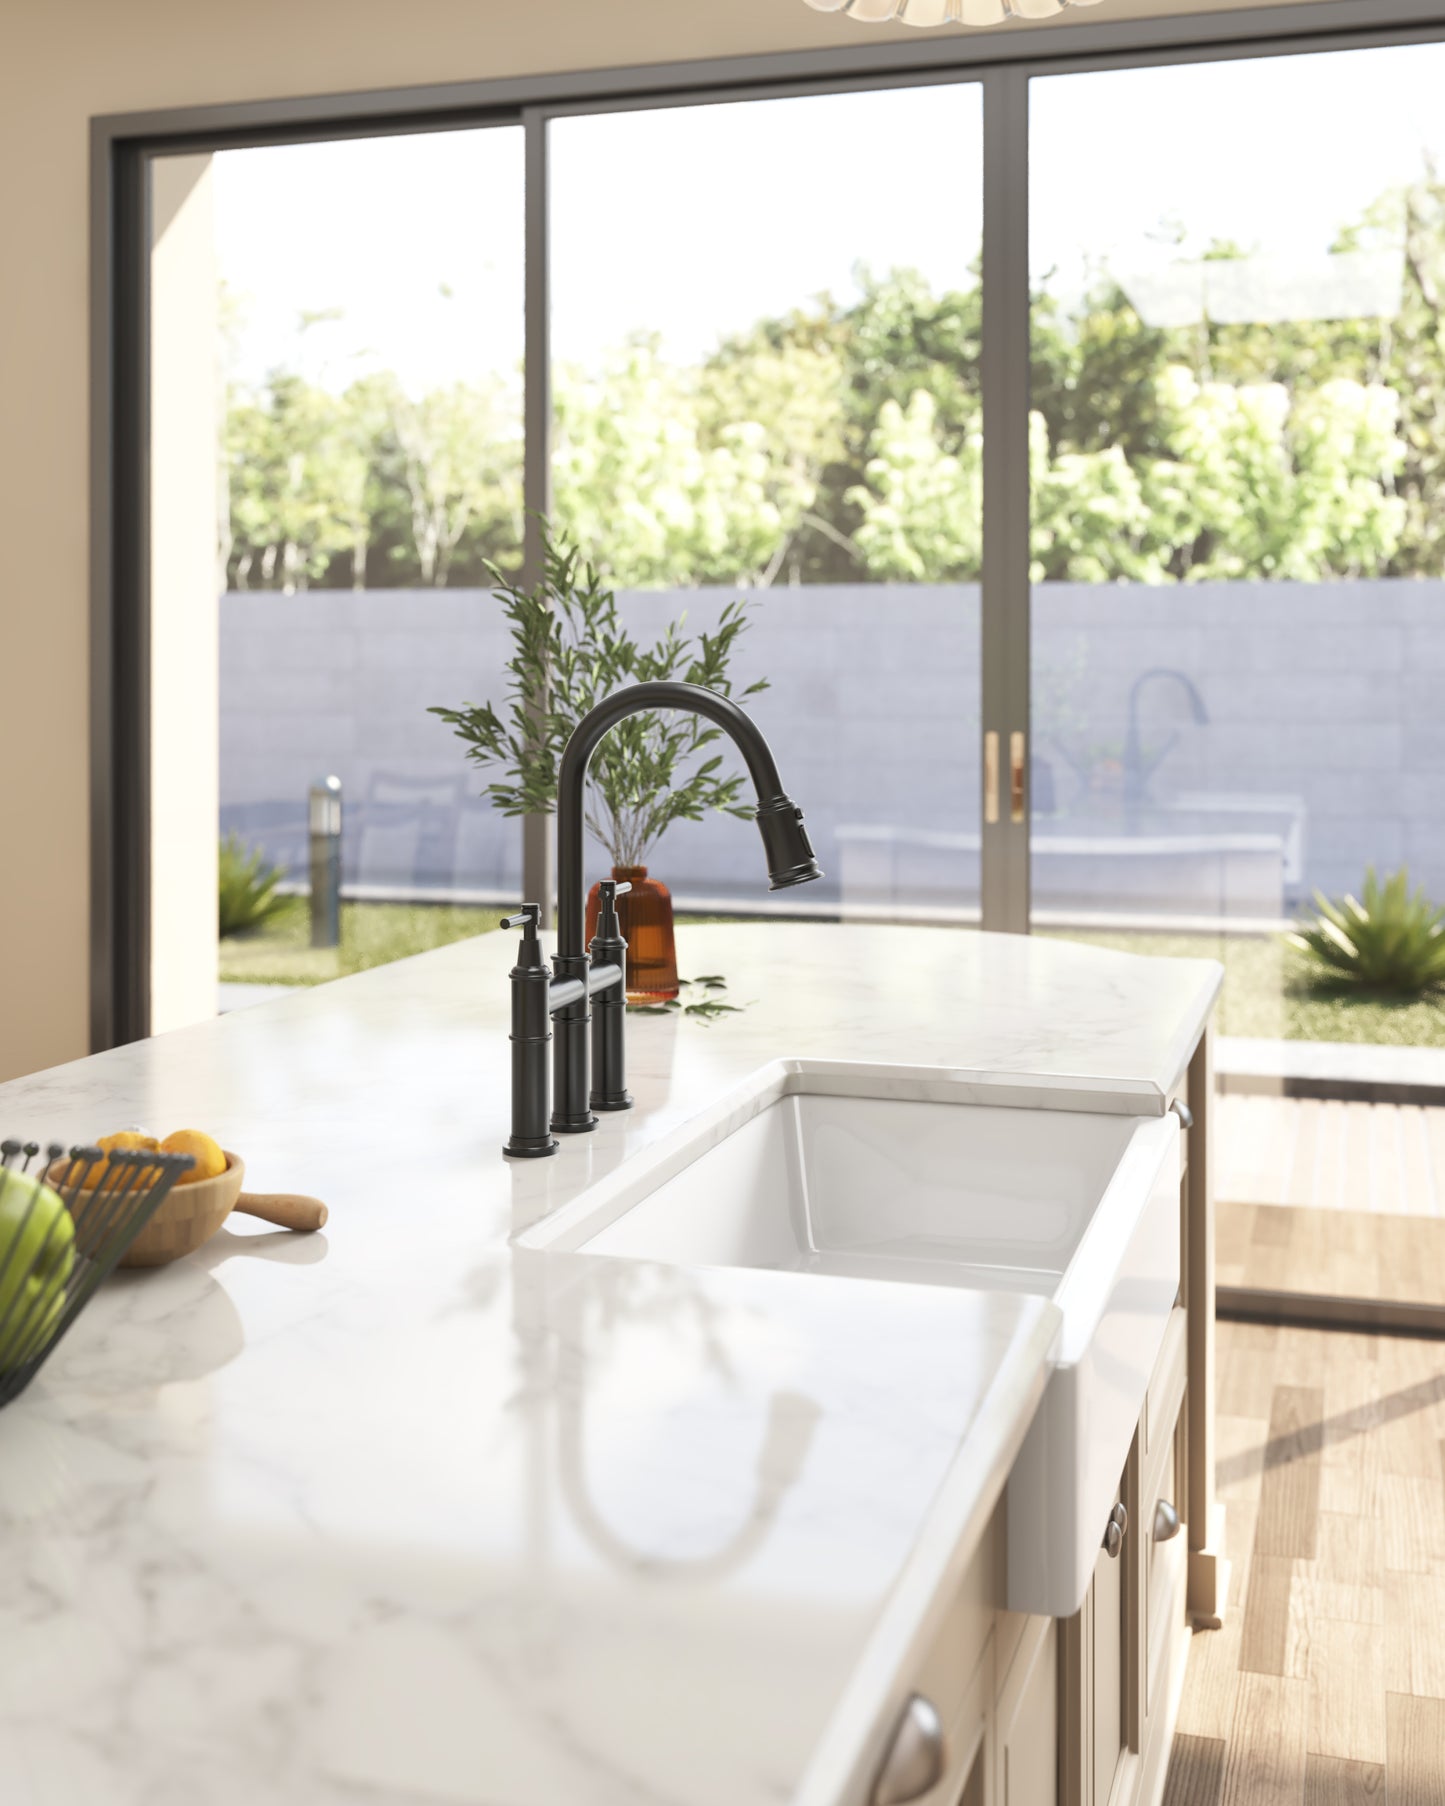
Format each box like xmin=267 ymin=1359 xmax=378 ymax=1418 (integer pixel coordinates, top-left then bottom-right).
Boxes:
xmin=500 ymin=903 xmax=548 ymax=972
xmin=593 ymin=880 xmax=630 ymax=948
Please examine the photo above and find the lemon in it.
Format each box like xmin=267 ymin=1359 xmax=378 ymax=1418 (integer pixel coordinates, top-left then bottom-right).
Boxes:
xmin=97 ymin=1131 xmax=159 ymax=1156
xmin=160 ymin=1130 xmax=228 ymax=1186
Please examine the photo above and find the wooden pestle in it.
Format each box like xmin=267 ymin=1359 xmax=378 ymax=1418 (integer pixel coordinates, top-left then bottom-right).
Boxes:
xmin=233 ymin=1192 xmax=328 ymax=1232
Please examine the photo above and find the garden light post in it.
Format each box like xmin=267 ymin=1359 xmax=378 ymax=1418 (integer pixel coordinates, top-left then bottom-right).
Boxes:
xmin=309 ymin=775 xmax=343 ymax=950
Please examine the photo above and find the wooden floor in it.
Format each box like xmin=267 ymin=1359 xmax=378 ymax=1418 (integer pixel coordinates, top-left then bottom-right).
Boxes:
xmin=1163 ymin=1319 xmax=1445 ymax=1805
xmin=1217 ymin=1201 xmax=1445 ymax=1307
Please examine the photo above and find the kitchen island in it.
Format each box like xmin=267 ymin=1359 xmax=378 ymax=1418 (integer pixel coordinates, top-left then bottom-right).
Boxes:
xmin=0 ymin=925 xmax=1221 ymax=1806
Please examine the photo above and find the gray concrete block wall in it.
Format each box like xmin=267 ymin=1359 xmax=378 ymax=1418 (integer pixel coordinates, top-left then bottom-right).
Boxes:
xmin=220 ymin=579 xmax=1445 ymax=916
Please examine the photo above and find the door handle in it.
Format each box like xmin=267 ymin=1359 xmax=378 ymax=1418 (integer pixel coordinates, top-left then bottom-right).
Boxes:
xmin=1009 ymin=731 xmax=1026 ymax=825
xmin=985 ymin=731 xmax=1025 ymax=825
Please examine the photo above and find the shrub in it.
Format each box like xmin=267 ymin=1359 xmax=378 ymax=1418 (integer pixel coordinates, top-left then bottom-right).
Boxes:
xmin=1287 ymin=866 xmax=1445 ymax=995
xmin=219 ymin=834 xmax=299 ymax=938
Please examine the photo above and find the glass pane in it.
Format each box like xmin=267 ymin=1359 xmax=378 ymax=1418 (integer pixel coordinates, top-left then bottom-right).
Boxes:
xmin=213 ymin=128 xmax=523 ymax=1001
xmin=548 ymin=86 xmax=983 ymax=920
xmin=1030 ymin=46 xmax=1445 ymax=1300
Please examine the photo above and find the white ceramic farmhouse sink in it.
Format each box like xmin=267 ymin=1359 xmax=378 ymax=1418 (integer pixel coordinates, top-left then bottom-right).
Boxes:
xmin=522 ymin=1060 xmax=1180 ymax=1617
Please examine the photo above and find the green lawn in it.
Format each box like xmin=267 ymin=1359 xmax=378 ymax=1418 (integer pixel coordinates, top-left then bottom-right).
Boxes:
xmin=219 ymin=903 xmax=750 ymax=988
xmin=220 ymin=902 xmax=503 ymax=986
xmin=220 ymin=906 xmax=1445 ymax=1048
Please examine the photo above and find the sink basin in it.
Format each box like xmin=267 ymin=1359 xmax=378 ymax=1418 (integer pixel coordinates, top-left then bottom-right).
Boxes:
xmin=521 ymin=1060 xmax=1180 ymax=1616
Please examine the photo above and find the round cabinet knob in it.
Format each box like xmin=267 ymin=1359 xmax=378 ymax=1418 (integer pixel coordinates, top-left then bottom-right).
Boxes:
xmin=1153 ymin=1498 xmax=1182 ymax=1543
xmin=1103 ymin=1501 xmax=1129 ymax=1559
xmin=873 ymin=1694 xmax=946 ymax=1806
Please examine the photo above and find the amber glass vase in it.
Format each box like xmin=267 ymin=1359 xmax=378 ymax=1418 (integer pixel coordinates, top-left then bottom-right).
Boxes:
xmin=584 ymin=865 xmax=679 ymax=1004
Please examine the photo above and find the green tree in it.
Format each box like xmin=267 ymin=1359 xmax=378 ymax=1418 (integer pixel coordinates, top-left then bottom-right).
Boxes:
xmin=1371 ymin=168 xmax=1445 ymax=576
xmin=849 ymin=366 xmax=1405 ymax=585
xmin=552 ymin=337 xmax=823 ymax=588
xmin=848 ymin=390 xmax=981 ymax=582
xmin=224 ymin=373 xmax=352 ymax=592
xmin=220 ymin=161 xmax=1445 ymax=595
xmin=385 ymin=376 xmax=522 ymax=587
xmin=1152 ymin=369 xmax=1405 ymax=580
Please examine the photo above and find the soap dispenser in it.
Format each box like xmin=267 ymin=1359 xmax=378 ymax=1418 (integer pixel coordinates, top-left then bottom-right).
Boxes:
xmin=500 ymin=904 xmax=557 ymax=1160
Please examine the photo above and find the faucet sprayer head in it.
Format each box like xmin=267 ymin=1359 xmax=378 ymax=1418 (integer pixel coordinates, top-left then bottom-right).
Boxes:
xmin=755 ymin=796 xmax=824 ymax=891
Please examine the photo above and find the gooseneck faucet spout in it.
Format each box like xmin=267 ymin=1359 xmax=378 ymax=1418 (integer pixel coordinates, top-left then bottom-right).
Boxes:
xmin=501 ymin=680 xmax=822 ymax=1159
xmin=555 ymin=681 xmax=823 ymax=965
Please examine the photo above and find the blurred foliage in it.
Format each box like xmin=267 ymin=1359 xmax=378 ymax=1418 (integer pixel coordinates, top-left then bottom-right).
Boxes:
xmin=217 ymin=834 xmax=301 ymax=938
xmin=221 ymin=167 xmax=1445 ymax=592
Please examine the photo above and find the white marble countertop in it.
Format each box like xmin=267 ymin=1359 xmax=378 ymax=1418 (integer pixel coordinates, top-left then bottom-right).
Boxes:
xmin=0 ymin=925 xmax=1219 ymax=1806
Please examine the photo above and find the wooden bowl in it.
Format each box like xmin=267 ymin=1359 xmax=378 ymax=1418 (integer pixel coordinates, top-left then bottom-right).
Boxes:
xmin=65 ymin=1153 xmax=247 ymax=1269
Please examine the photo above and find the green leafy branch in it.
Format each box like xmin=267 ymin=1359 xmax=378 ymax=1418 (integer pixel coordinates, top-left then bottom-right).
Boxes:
xmin=429 ymin=522 xmax=768 ymax=869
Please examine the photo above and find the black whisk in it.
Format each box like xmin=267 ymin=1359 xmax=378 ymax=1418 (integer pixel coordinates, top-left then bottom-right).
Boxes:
xmin=0 ymin=1139 xmax=195 ymax=1408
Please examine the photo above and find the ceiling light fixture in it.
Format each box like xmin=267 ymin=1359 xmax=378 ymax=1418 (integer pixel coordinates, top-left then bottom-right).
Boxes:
xmin=804 ymin=0 xmax=1101 ymax=26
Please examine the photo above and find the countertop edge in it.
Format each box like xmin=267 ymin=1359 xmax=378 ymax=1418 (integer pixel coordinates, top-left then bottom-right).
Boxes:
xmin=1161 ymin=958 xmax=1224 ymax=1098
xmin=795 ymin=1300 xmax=1064 ymax=1806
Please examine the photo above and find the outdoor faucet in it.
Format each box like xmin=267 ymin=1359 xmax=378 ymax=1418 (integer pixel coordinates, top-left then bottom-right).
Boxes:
xmin=501 ymin=680 xmax=822 ymax=1159
xmin=1123 ymin=667 xmax=1210 ymax=813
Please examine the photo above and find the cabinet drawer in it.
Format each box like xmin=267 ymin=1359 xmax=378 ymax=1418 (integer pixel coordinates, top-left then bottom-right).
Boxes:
xmin=997 ymin=1617 xmax=1058 ymax=1806
xmin=866 ymin=1506 xmax=1001 ymax=1805
xmin=1144 ymin=1390 xmax=1189 ymax=1724
xmin=871 ymin=1635 xmax=992 ymax=1806
xmin=1142 ymin=1307 xmax=1187 ymax=1480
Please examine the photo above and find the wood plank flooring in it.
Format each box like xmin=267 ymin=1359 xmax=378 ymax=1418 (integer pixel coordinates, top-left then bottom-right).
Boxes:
xmin=1216 ymin=1200 xmax=1445 ymax=1307
xmin=1163 ymin=1321 xmax=1445 ymax=1805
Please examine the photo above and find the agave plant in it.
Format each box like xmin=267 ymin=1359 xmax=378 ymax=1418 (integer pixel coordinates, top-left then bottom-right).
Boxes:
xmin=1287 ymin=866 xmax=1445 ymax=994
xmin=218 ymin=834 xmax=300 ymax=939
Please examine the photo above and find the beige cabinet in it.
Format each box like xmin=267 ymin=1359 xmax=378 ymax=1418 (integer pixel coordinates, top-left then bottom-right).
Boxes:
xmin=1057 ymin=1311 xmax=1191 ymax=1806
xmin=997 ymin=1619 xmax=1058 ymax=1806
xmin=867 ymin=1333 xmax=1192 ymax=1806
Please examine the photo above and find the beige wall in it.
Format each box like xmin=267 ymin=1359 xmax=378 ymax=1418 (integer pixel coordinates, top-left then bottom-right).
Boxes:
xmin=0 ymin=0 xmax=1335 ymax=1081
xmin=150 ymin=155 xmax=219 ymax=1037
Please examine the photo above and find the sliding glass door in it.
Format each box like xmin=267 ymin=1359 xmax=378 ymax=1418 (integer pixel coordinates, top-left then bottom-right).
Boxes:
xmin=210 ymin=126 xmax=525 ymax=1003
xmin=140 ymin=13 xmax=1445 ymax=1043
xmin=548 ymin=83 xmax=984 ymax=920
xmin=1029 ymin=42 xmax=1445 ymax=1039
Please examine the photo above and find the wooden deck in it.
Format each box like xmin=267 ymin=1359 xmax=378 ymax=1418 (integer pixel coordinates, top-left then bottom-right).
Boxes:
xmin=1215 ymin=1096 xmax=1445 ymax=1306
xmin=1217 ymin=1095 xmax=1445 ymax=1218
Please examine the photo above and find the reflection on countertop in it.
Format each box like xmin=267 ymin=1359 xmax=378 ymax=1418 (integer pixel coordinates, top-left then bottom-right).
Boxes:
xmin=0 ymin=924 xmax=1216 ymax=1806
